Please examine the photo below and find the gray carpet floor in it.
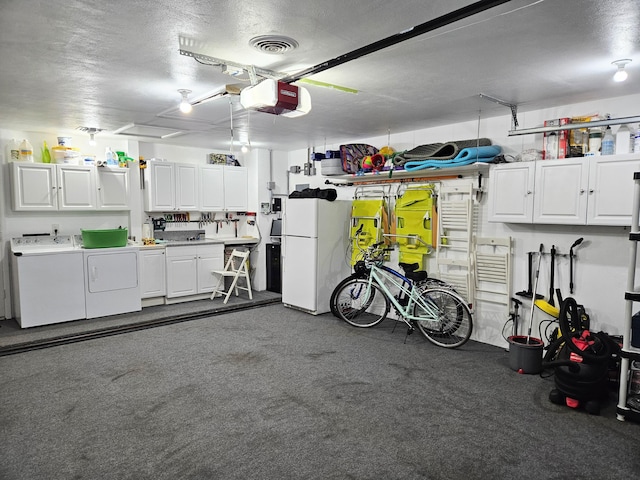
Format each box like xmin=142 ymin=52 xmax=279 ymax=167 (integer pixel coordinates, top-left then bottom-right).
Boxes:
xmin=1 ymin=303 xmax=640 ymax=480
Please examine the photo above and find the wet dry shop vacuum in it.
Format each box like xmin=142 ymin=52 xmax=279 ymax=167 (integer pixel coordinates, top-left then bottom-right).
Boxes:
xmin=542 ymin=297 xmax=620 ymax=415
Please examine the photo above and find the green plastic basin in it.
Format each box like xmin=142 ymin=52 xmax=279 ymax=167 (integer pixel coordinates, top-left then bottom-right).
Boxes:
xmin=81 ymin=228 xmax=128 ymax=248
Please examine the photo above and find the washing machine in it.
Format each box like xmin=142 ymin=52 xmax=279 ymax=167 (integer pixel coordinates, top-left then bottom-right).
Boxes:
xmin=83 ymin=246 xmax=141 ymax=318
xmin=11 ymin=235 xmax=85 ymax=328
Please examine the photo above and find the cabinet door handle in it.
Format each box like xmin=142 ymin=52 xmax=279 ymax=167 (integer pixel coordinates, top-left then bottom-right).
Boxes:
xmin=526 ymin=190 xmax=532 ymax=195
xmin=589 ymin=189 xmax=594 ymax=194
xmin=580 ymin=189 xmax=585 ymax=194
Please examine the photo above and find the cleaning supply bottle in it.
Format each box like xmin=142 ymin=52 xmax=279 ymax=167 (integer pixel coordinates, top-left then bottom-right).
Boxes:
xmin=41 ymin=140 xmax=51 ymax=163
xmin=616 ymin=124 xmax=632 ymax=155
xmin=6 ymin=138 xmax=19 ymax=162
xmin=601 ymin=126 xmax=615 ymax=155
xmin=105 ymin=147 xmax=117 ymax=165
xmin=588 ymin=127 xmax=602 ymax=154
xmin=634 ymin=126 xmax=640 ymax=154
xmin=18 ymin=139 xmax=34 ymax=162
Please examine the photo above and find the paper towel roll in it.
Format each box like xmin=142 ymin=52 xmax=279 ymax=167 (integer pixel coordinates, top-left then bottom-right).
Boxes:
xmin=142 ymin=223 xmax=152 ymax=239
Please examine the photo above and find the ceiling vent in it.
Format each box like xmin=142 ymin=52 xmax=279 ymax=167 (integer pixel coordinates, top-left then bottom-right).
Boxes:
xmin=249 ymin=35 xmax=299 ymax=54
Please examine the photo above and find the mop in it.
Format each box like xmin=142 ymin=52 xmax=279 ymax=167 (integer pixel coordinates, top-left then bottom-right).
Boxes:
xmin=526 ymin=244 xmax=544 ymax=344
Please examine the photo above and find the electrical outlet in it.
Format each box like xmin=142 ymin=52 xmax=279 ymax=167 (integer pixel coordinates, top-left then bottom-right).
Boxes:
xmin=52 ymin=224 xmax=59 ymax=236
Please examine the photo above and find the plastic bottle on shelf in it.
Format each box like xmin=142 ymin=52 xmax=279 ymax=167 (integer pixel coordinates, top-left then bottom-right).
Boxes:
xmin=105 ymin=147 xmax=117 ymax=165
xmin=616 ymin=124 xmax=632 ymax=155
xmin=41 ymin=141 xmax=51 ymax=163
xmin=601 ymin=126 xmax=615 ymax=155
xmin=634 ymin=127 xmax=640 ymax=154
xmin=588 ymin=127 xmax=603 ymax=154
xmin=18 ymin=139 xmax=34 ymax=162
xmin=6 ymin=138 xmax=19 ymax=162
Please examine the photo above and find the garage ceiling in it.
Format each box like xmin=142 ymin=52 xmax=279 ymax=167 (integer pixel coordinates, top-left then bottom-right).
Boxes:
xmin=0 ymin=0 xmax=638 ymax=151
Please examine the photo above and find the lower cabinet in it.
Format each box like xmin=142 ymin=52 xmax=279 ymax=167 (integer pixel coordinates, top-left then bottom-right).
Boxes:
xmin=165 ymin=244 xmax=224 ymax=298
xmin=140 ymin=248 xmax=167 ymax=298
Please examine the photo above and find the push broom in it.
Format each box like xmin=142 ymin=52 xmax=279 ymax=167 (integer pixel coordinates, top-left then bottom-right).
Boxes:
xmin=526 ymin=243 xmax=544 ymax=344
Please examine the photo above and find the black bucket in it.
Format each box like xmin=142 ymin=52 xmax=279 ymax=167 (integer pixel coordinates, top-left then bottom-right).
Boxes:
xmin=508 ymin=335 xmax=544 ymax=374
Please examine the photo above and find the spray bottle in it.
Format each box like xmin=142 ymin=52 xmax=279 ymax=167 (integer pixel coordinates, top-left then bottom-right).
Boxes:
xmin=41 ymin=141 xmax=51 ymax=163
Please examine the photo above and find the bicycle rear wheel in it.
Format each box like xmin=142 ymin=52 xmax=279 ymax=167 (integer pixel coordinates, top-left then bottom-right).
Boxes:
xmin=332 ymin=278 xmax=389 ymax=328
xmin=413 ymin=288 xmax=473 ymax=348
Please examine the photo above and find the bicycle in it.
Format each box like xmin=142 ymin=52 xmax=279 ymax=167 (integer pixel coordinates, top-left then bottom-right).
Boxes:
xmin=330 ymin=242 xmax=473 ymax=348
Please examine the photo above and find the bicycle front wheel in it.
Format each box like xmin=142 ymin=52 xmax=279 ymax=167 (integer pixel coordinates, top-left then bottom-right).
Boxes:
xmin=332 ymin=278 xmax=390 ymax=328
xmin=413 ymin=288 xmax=473 ymax=348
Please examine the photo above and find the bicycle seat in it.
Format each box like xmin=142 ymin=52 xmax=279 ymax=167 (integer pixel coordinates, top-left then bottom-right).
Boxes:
xmin=399 ymin=262 xmax=419 ymax=272
xmin=399 ymin=263 xmax=428 ymax=283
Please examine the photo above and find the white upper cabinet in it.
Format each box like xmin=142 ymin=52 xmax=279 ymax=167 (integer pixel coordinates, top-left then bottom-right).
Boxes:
xmin=145 ymin=161 xmax=199 ymax=212
xmin=533 ymin=158 xmax=589 ymax=224
xmin=489 ymin=154 xmax=640 ymax=226
xmin=587 ymin=154 xmax=640 ymax=225
xmin=223 ymin=166 xmax=248 ymax=212
xmin=96 ymin=166 xmax=130 ymax=210
xmin=488 ymin=162 xmax=535 ymax=223
xmin=145 ymin=161 xmax=175 ymax=212
xmin=175 ymin=163 xmax=198 ymax=211
xmin=199 ymin=164 xmax=225 ymax=211
xmin=11 ymin=163 xmax=99 ymax=211
xmin=11 ymin=163 xmax=58 ymax=211
xmin=145 ymin=161 xmax=248 ymax=213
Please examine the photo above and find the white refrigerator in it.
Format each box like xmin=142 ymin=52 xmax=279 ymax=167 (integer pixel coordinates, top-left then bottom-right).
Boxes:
xmin=282 ymin=197 xmax=352 ymax=314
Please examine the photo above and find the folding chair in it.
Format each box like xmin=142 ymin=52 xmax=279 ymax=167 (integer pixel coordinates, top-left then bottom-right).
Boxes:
xmin=210 ymin=249 xmax=253 ymax=304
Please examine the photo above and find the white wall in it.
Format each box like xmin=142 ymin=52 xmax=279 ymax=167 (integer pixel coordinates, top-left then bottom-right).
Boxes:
xmin=1 ymin=92 xmax=638 ymax=344
xmin=284 ymin=93 xmax=640 ymax=348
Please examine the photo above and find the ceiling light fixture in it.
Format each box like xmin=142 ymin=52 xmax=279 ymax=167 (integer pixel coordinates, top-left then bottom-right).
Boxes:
xmin=612 ymin=59 xmax=631 ymax=82
xmin=178 ymin=89 xmax=193 ymax=113
xmin=76 ymin=127 xmax=103 ymax=146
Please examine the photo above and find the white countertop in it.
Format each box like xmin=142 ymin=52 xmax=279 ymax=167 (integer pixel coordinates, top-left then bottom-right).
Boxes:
xmin=139 ymin=237 xmax=259 ymax=248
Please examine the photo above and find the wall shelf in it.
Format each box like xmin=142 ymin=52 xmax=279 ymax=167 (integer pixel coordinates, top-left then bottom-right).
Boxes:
xmin=508 ymin=114 xmax=640 ymax=137
xmin=324 ymin=163 xmax=490 ymax=185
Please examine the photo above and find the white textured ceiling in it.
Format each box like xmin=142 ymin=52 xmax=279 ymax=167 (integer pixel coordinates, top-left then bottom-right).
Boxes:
xmin=0 ymin=0 xmax=638 ymax=150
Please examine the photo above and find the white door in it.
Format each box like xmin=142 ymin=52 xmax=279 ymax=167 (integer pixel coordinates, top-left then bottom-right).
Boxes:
xmin=140 ymin=249 xmax=166 ymax=298
xmin=199 ymin=164 xmax=225 ymax=211
xmin=488 ymin=162 xmax=534 ymax=223
xmin=166 ymin=254 xmax=197 ymax=297
xmin=97 ymin=167 xmax=130 ymax=210
xmin=223 ymin=166 xmax=248 ymax=211
xmin=14 ymin=251 xmax=86 ymax=327
xmin=283 ymin=198 xmax=318 ymax=237
xmin=196 ymin=245 xmax=224 ymax=293
xmin=57 ymin=164 xmax=97 ymax=210
xmin=86 ymin=251 xmax=138 ymax=292
xmin=587 ymin=154 xmax=640 ymax=225
xmin=176 ymin=163 xmax=198 ymax=210
xmin=282 ymin=235 xmax=318 ymax=312
xmin=533 ymin=159 xmax=588 ymax=224
xmin=11 ymin=162 xmax=57 ymax=211
xmin=148 ymin=162 xmax=175 ymax=211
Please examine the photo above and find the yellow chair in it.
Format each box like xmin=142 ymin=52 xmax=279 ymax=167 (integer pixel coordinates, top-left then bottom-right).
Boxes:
xmin=210 ymin=249 xmax=253 ymax=304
